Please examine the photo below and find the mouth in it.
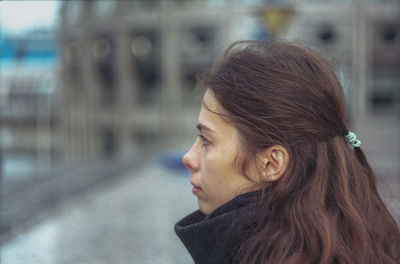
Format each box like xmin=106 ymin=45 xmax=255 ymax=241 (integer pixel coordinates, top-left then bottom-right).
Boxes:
xmin=190 ymin=180 xmax=202 ymax=195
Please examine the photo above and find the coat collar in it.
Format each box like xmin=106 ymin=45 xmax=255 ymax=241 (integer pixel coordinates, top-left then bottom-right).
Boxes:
xmin=174 ymin=191 xmax=261 ymax=264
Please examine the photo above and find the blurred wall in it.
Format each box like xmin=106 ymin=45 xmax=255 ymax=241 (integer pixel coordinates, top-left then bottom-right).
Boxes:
xmin=58 ymin=1 xmax=229 ymax=163
xmin=0 ymin=29 xmax=58 ymax=177
xmin=7 ymin=0 xmax=398 ymax=166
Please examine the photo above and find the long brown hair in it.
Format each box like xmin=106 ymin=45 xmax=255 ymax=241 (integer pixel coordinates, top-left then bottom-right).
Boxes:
xmin=199 ymin=40 xmax=400 ymax=263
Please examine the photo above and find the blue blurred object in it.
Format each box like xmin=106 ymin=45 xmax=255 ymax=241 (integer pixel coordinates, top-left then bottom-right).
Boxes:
xmin=254 ymin=25 xmax=272 ymax=41
xmin=158 ymin=151 xmax=188 ymax=171
xmin=0 ymin=30 xmax=58 ymax=64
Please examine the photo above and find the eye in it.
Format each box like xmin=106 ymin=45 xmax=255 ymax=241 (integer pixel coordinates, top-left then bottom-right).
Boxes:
xmin=198 ymin=134 xmax=210 ymax=147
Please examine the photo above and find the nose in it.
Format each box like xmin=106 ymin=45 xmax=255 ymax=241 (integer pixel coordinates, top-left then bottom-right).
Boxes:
xmin=182 ymin=141 xmax=199 ymax=172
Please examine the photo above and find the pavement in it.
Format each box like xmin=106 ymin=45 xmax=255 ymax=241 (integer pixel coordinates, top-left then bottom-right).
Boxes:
xmin=1 ymin=160 xmax=197 ymax=264
xmin=0 ymin=112 xmax=398 ymax=264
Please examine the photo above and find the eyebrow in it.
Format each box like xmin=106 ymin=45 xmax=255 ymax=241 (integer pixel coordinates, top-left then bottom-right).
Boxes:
xmin=196 ymin=123 xmax=215 ymax=134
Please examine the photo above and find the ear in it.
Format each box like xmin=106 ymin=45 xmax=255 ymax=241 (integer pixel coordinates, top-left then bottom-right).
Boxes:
xmin=257 ymin=145 xmax=289 ymax=182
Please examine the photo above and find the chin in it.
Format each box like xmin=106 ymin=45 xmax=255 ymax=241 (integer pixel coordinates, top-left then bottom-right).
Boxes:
xmin=198 ymin=201 xmax=213 ymax=216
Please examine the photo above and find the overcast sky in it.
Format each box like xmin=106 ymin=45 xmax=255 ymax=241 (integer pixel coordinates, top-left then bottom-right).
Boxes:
xmin=0 ymin=1 xmax=60 ymax=35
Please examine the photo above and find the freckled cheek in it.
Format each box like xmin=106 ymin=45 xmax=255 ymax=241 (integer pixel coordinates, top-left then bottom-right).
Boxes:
xmin=200 ymin=153 xmax=215 ymax=180
xmin=201 ymin=151 xmax=234 ymax=192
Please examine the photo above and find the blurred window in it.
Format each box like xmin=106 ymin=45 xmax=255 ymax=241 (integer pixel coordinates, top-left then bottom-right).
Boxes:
xmin=181 ymin=24 xmax=217 ymax=105
xmin=62 ymin=41 xmax=82 ymax=96
xmin=371 ymin=21 xmax=400 ymax=111
xmin=91 ymin=34 xmax=116 ymax=106
xmin=129 ymin=29 xmax=161 ymax=106
xmin=101 ymin=127 xmax=116 ymax=158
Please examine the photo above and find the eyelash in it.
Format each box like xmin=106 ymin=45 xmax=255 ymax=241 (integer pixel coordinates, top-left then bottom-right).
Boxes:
xmin=198 ymin=134 xmax=210 ymax=147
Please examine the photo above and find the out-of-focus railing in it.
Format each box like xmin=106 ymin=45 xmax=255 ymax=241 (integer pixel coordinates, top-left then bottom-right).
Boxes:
xmin=0 ymin=152 xmax=153 ymax=247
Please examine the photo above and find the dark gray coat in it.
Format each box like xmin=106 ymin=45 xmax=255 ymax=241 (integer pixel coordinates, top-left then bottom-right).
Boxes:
xmin=174 ymin=192 xmax=260 ymax=264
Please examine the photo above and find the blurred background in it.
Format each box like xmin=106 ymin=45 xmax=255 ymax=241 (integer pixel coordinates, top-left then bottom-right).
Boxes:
xmin=0 ymin=0 xmax=399 ymax=263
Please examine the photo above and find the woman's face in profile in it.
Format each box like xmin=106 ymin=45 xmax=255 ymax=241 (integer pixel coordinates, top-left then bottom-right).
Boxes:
xmin=182 ymin=90 xmax=258 ymax=215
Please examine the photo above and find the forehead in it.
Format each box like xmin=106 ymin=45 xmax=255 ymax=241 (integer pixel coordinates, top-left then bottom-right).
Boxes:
xmin=199 ymin=90 xmax=222 ymax=120
xmin=202 ymin=90 xmax=222 ymax=113
xmin=198 ymin=90 xmax=231 ymax=133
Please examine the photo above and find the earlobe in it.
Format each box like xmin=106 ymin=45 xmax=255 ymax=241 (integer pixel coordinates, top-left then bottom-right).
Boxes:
xmin=258 ymin=145 xmax=289 ymax=182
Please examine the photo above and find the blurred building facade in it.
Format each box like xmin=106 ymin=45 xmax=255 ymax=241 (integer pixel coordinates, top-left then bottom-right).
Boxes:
xmin=281 ymin=1 xmax=400 ymax=117
xmin=58 ymin=1 xmax=229 ymax=163
xmin=57 ymin=0 xmax=399 ymax=163
xmin=0 ymin=29 xmax=58 ymax=175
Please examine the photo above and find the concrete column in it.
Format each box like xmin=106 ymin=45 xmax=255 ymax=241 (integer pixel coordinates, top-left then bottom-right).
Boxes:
xmin=115 ymin=4 xmax=135 ymax=157
xmin=160 ymin=0 xmax=182 ymax=149
xmin=351 ymin=0 xmax=370 ymax=125
xmin=81 ymin=2 xmax=98 ymax=161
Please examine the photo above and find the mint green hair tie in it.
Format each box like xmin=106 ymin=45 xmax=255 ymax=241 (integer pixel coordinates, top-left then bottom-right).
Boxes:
xmin=345 ymin=131 xmax=362 ymax=147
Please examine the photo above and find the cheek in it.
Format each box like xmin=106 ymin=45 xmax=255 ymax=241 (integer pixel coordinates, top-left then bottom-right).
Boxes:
xmin=201 ymin=148 xmax=238 ymax=190
xmin=202 ymin=148 xmax=225 ymax=175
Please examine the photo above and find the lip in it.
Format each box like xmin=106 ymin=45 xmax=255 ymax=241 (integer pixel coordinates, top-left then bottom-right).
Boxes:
xmin=192 ymin=186 xmax=202 ymax=195
xmin=190 ymin=180 xmax=202 ymax=195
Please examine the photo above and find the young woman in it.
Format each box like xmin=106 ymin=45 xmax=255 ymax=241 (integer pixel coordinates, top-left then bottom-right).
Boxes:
xmin=174 ymin=40 xmax=400 ymax=264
